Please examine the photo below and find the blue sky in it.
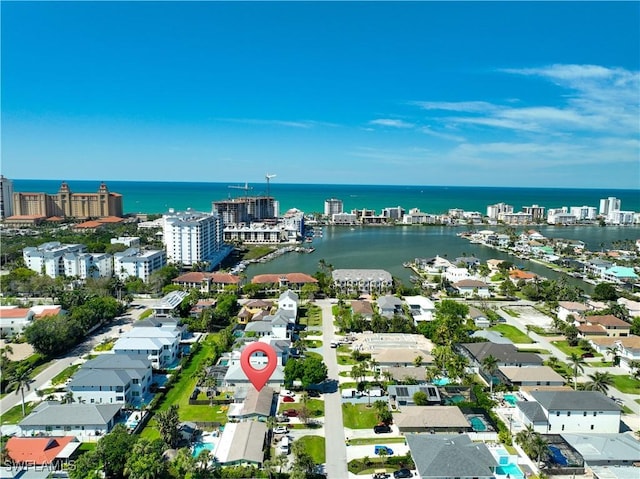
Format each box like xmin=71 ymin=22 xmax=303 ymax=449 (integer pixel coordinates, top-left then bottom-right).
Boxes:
xmin=2 ymin=1 xmax=639 ymax=188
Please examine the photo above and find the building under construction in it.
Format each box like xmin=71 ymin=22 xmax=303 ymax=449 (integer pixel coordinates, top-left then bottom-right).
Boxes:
xmin=212 ymin=196 xmax=278 ymax=225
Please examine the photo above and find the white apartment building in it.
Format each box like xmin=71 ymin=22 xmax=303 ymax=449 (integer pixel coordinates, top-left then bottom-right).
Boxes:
xmin=224 ymin=223 xmax=289 ymax=243
xmin=486 ymin=203 xmax=513 ymax=220
xmin=111 ymin=236 xmax=141 ymax=248
xmin=324 ymin=198 xmax=343 ymax=216
xmin=23 ymin=242 xmax=86 ymax=278
xmin=0 ymin=175 xmax=14 ymax=219
xmin=163 ymin=209 xmax=226 ymax=267
xmin=63 ymin=252 xmax=113 ymax=279
xmin=332 ymin=212 xmax=357 ymax=225
xmin=382 ymin=206 xmax=405 ymax=220
xmin=522 ymin=204 xmax=546 ymax=221
xmin=402 ymin=208 xmax=437 ymax=225
xmin=500 ymin=212 xmax=533 ymax=224
xmin=114 ymin=248 xmax=166 ymax=282
xmin=281 ymin=208 xmax=305 ymax=241
xmin=606 ymin=210 xmax=635 ymax=225
xmin=599 ymin=197 xmax=621 ymax=217
xmin=547 ymin=208 xmax=578 ymax=225
xmin=569 ymin=206 xmax=597 ymax=221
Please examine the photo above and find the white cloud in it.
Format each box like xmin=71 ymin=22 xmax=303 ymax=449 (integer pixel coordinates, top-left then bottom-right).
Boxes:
xmin=420 ymin=126 xmax=465 ymax=142
xmin=369 ymin=118 xmax=415 ymax=128
xmin=412 ymin=101 xmax=497 ymax=113
xmin=217 ymin=118 xmax=336 ymax=129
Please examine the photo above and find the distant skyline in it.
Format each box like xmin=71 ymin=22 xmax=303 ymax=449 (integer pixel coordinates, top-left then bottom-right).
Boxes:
xmin=2 ymin=1 xmax=639 ymax=189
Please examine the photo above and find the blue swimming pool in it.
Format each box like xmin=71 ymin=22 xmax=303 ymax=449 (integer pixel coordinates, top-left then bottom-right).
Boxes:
xmin=433 ymin=377 xmax=450 ymax=386
xmin=548 ymin=445 xmax=568 ymax=466
xmin=469 ymin=416 xmax=488 ymax=431
xmin=496 ymin=463 xmax=524 ymax=479
xmin=504 ymin=394 xmax=518 ymax=406
xmin=192 ymin=442 xmax=215 ymax=457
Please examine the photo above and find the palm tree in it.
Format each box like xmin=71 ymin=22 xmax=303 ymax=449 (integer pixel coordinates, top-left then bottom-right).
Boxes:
xmin=531 ymin=434 xmax=549 ymax=466
xmin=606 ymin=346 xmax=620 ymax=366
xmin=9 ymin=366 xmax=33 ymax=417
xmin=481 ymin=355 xmax=499 ymax=395
xmin=568 ymin=353 xmax=586 ymax=390
xmin=514 ymin=424 xmax=536 ymax=450
xmin=413 ymin=355 xmax=423 ymax=368
xmin=584 ymin=371 xmax=614 ymax=394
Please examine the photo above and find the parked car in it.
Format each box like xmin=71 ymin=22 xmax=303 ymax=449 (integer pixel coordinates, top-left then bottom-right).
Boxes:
xmin=307 ymin=390 xmax=321 ymax=397
xmin=283 ymin=409 xmax=299 ymax=417
xmin=282 ymin=395 xmax=295 ymax=403
xmin=276 ymin=415 xmax=290 ymax=423
xmin=273 ymin=426 xmax=288 ymax=434
xmin=581 ymin=352 xmax=594 ymax=358
xmin=373 ymin=424 xmax=391 ymax=434
xmin=393 ymin=469 xmax=413 ymax=478
xmin=373 ymin=473 xmax=391 ymax=479
xmin=374 ymin=445 xmax=394 ymax=455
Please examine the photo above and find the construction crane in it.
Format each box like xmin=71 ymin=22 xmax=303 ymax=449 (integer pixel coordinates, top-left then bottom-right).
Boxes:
xmin=265 ymin=174 xmax=277 ymax=198
xmin=228 ymin=182 xmax=253 ymax=201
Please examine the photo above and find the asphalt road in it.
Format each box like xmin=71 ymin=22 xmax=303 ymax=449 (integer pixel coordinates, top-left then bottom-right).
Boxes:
xmin=317 ymin=299 xmax=350 ymax=479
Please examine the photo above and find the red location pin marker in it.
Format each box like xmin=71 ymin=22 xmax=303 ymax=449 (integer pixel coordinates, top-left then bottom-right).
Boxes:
xmin=240 ymin=342 xmax=277 ymax=392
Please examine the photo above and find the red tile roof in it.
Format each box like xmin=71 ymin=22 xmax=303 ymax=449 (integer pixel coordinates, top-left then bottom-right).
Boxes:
xmin=74 ymin=220 xmax=104 ymax=229
xmin=0 ymin=308 xmax=32 ymax=318
xmin=6 ymin=436 xmax=76 ymax=465
xmin=586 ymin=315 xmax=631 ymax=328
xmin=97 ymin=216 xmax=124 ymax=223
xmin=33 ymin=307 xmax=62 ymax=318
xmin=509 ymin=269 xmax=537 ymax=280
xmin=173 ymin=272 xmax=240 ymax=284
xmin=251 ymin=273 xmax=318 ymax=284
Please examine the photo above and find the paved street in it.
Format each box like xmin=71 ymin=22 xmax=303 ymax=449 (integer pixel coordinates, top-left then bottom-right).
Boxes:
xmin=317 ymin=299 xmax=350 ymax=479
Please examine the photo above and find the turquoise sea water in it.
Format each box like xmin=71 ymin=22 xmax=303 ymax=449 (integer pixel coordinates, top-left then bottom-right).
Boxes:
xmin=11 ymin=179 xmax=640 ymax=216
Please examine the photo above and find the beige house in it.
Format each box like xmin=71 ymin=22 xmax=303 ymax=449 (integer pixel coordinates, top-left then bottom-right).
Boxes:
xmin=393 ymin=406 xmax=471 ymax=433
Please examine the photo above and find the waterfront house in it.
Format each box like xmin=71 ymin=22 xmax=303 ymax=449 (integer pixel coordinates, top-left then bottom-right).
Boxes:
xmin=584 ymin=258 xmax=614 ymax=279
xmin=516 ymin=391 xmax=621 ymax=434
xmin=456 ymin=342 xmax=543 ymax=382
xmin=602 ymin=266 xmax=638 ymax=284
xmin=414 ymin=256 xmax=454 ymax=274
xmin=617 ymin=297 xmax=640 ymax=317
xmin=406 ymin=434 xmax=497 ymax=479
xmin=509 ymin=269 xmax=537 ymax=284
xmin=445 ymin=267 xmax=471 ymax=283
xmin=251 ymin=273 xmax=318 ymax=294
xmin=112 ymin=321 xmax=181 ymax=369
xmin=18 ymin=402 xmax=122 ymax=440
xmin=172 ymin=271 xmax=241 ymax=294
xmin=452 ymin=279 xmax=490 ymax=297
xmin=331 ymin=269 xmax=393 ymax=295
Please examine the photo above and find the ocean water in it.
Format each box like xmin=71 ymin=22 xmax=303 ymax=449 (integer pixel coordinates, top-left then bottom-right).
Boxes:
xmin=11 ymin=179 xmax=640 ymax=216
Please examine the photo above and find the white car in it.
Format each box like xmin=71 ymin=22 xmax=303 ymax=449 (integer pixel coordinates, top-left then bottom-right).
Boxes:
xmin=273 ymin=426 xmax=288 ymax=434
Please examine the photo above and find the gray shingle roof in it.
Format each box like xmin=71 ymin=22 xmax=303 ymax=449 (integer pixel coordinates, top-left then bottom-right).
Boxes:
xmin=459 ymin=342 xmax=543 ymax=365
xmin=69 ymin=369 xmax=132 ymax=387
xmin=19 ymin=402 xmax=121 ymax=427
xmin=517 ymin=401 xmax=548 ymax=423
xmin=406 ymin=434 xmax=497 ymax=478
xmin=82 ymin=353 xmax=151 ymax=370
xmin=531 ymin=391 xmax=620 ymax=411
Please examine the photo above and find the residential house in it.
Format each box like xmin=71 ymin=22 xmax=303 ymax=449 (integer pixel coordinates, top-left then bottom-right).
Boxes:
xmin=561 ymin=433 xmax=640 ymax=467
xmin=469 ymin=307 xmax=490 ymax=328
xmin=414 ymin=256 xmax=453 ymax=274
xmin=557 ymin=302 xmax=591 ymax=322
xmin=18 ymin=402 xmax=122 ymax=440
xmin=515 ymin=391 xmax=621 ymax=434
xmin=394 ymin=406 xmax=471 ymax=434
xmin=172 ymin=271 xmax=241 ymax=294
xmin=406 ymin=434 xmax=497 ymax=479
xmin=5 ymin=436 xmax=80 ymax=467
xmin=380 ymin=366 xmax=425 ymax=383
xmin=497 ymin=366 xmax=565 ymax=388
xmin=445 ymin=267 xmax=471 ymax=283
xmin=227 ymin=385 xmax=275 ymax=421
xmin=387 ymin=384 xmax=441 ymax=408
xmin=277 ymin=289 xmax=298 ymax=320
xmin=602 ymin=266 xmax=638 ymax=284
xmin=238 ymin=299 xmax=273 ymax=325
xmin=372 ymin=348 xmax=433 ymax=368
xmin=452 ymin=279 xmax=490 ymax=297
xmin=617 ymin=297 xmax=640 ymax=318
xmin=351 ymin=300 xmax=374 ymax=321
xmin=0 ymin=307 xmax=35 ymax=336
xmin=509 ymin=269 xmax=538 ymax=284
xmin=377 ymin=295 xmax=403 ymax=318
xmin=575 ymin=315 xmax=630 ymax=338
xmin=190 ymin=299 xmax=216 ymax=318
xmin=331 ymin=269 xmax=393 ymax=295
xmin=213 ymin=421 xmax=266 ymax=466
xmin=404 ymin=296 xmax=435 ymax=324
xmin=151 ymin=291 xmax=188 ymax=318
xmin=67 ymin=354 xmax=153 ymax=407
xmin=457 ymin=343 xmax=543 ymax=386
xmin=589 ymin=336 xmax=640 ymax=373
xmin=584 ymin=259 xmax=614 ymax=279
xmin=112 ymin=320 xmax=182 ymax=369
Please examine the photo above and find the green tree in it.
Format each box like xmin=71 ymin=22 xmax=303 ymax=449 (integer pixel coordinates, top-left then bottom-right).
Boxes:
xmin=8 ymin=366 xmax=33 ymax=417
xmin=123 ymin=438 xmax=167 ymax=479
xmin=155 ymin=404 xmax=181 ymax=448
xmin=69 ymin=450 xmax=101 ymax=479
xmin=481 ymin=355 xmax=499 ymax=395
xmin=96 ymin=424 xmax=137 ymax=479
xmin=413 ymin=390 xmax=429 ymax=406
xmin=568 ymin=353 xmax=586 ymax=390
xmin=592 ymin=282 xmax=619 ymax=301
xmin=583 ymin=371 xmax=614 ymax=394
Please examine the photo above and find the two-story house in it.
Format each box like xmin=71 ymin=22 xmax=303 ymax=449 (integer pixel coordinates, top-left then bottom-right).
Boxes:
xmin=112 ymin=321 xmax=181 ymax=369
xmin=575 ymin=315 xmax=630 ymax=338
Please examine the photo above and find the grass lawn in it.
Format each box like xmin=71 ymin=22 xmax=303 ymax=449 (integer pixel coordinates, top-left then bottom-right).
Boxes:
xmin=278 ymin=399 xmax=325 ymax=417
xmin=303 ymin=339 xmax=323 ymax=349
xmin=340 ymin=382 xmax=357 ymax=389
xmin=342 ymin=403 xmax=379 ymax=429
xmin=611 ymin=375 xmax=640 ymax=395
xmin=1 ymin=401 xmax=37 ymax=425
xmin=303 ymin=305 xmax=323 ymax=327
xmin=94 ymin=339 xmax=116 ymax=352
xmin=243 ymin=245 xmax=276 ymax=260
xmin=337 ymin=355 xmax=357 ymax=366
xmin=517 ymin=348 xmax=550 ymax=355
xmin=551 ymin=340 xmax=589 ymax=357
xmin=590 ymin=361 xmax=614 ymax=368
xmin=305 ymin=351 xmax=323 ymax=361
xmin=51 ymin=364 xmax=81 ymax=386
xmin=502 ymin=308 xmax=520 ymax=317
xmin=489 ymin=324 xmax=533 ymax=344
xmin=297 ymin=435 xmax=325 ymax=463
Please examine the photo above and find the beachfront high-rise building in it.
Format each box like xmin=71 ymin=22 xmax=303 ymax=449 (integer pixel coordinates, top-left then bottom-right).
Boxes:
xmin=162 ymin=209 xmax=229 ymax=268
xmin=599 ymin=197 xmax=621 ymax=216
xmin=12 ymin=182 xmax=123 ymax=220
xmin=486 ymin=203 xmax=513 ymax=220
xmin=23 ymin=242 xmax=87 ymax=278
xmin=522 ymin=204 xmax=546 ymax=221
xmin=0 ymin=176 xmax=14 ymax=220
xmin=324 ymin=198 xmax=343 ymax=217
xmin=212 ymin=196 xmax=276 ymax=224
xmin=382 ymin=206 xmax=405 ymax=220
xmin=569 ymin=206 xmax=597 ymax=221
